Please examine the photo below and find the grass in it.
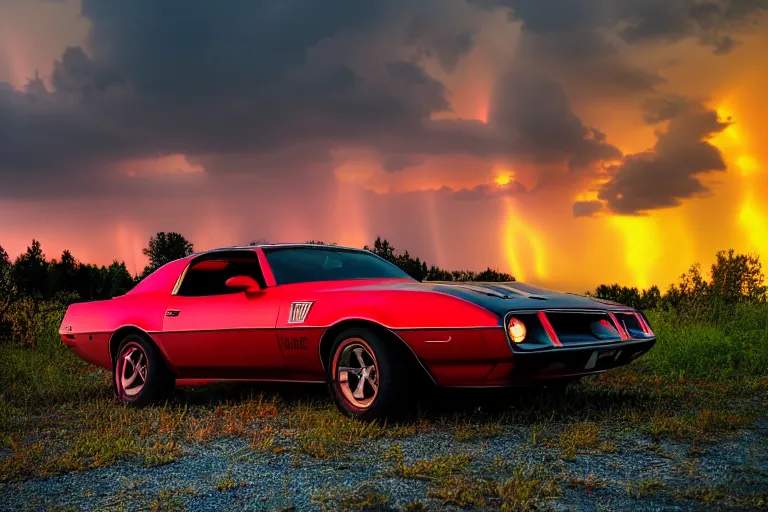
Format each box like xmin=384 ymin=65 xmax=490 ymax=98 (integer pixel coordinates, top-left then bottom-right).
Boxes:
xmin=313 ymin=482 xmax=390 ymax=511
xmin=675 ymin=486 xmax=768 ymax=508
xmin=214 ymin=472 xmax=243 ymax=492
xmin=385 ymin=445 xmax=473 ymax=480
xmin=548 ymin=421 xmax=618 ymax=459
xmin=568 ymin=474 xmax=608 ymax=494
xmin=453 ymin=418 xmax=503 ymax=440
xmin=642 ymin=307 xmax=768 ymax=379
xmin=648 ymin=408 xmax=755 ymax=443
xmin=626 ymin=477 xmax=668 ymax=499
xmin=0 ymin=303 xmax=766 ymax=509
xmin=427 ymin=462 xmax=562 ymax=511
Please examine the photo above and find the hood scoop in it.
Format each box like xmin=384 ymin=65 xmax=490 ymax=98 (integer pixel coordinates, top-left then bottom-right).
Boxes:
xmin=430 ymin=281 xmax=549 ymax=300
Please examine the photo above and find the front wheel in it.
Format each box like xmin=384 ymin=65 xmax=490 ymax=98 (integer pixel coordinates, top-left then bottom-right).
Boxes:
xmin=113 ymin=333 xmax=175 ymax=406
xmin=328 ymin=327 xmax=416 ymax=422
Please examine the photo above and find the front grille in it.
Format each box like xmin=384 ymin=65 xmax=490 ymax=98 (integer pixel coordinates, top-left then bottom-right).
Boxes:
xmin=504 ymin=309 xmax=654 ymax=351
xmin=545 ymin=311 xmax=623 ymax=345
xmin=612 ymin=312 xmax=650 ymax=339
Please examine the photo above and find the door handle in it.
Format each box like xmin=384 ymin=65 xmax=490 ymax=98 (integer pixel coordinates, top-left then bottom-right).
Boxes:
xmin=165 ymin=309 xmax=180 ymax=317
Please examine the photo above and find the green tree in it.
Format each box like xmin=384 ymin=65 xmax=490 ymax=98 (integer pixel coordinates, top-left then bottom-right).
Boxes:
xmin=451 ymin=270 xmax=477 ymax=282
xmin=662 ymin=263 xmax=712 ymax=320
xmin=710 ymin=249 xmax=766 ymax=304
xmin=365 ymin=237 xmax=397 ymax=263
xmin=49 ymin=250 xmax=79 ymax=295
xmin=641 ymin=285 xmax=662 ymax=310
xmin=475 ymin=267 xmax=515 ymax=282
xmin=590 ymin=284 xmax=644 ymax=309
xmin=425 ymin=265 xmax=453 ymax=281
xmin=105 ymin=261 xmax=135 ymax=297
xmin=0 ymin=245 xmax=13 ymax=339
xmin=141 ymin=232 xmax=194 ymax=278
xmin=0 ymin=245 xmax=12 ymax=297
xmin=364 ymin=237 xmax=429 ymax=281
xmin=12 ymin=240 xmax=50 ymax=298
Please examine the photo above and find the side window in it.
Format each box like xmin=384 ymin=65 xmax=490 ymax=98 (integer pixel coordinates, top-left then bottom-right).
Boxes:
xmin=176 ymin=253 xmax=265 ymax=297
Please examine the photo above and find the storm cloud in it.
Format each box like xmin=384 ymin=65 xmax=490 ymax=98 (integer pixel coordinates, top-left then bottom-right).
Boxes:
xmin=0 ymin=0 xmax=765 ymax=206
xmin=574 ymin=102 xmax=730 ymax=215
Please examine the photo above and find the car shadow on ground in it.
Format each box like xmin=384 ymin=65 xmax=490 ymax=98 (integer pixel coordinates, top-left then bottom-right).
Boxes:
xmin=168 ymin=376 xmax=654 ymax=423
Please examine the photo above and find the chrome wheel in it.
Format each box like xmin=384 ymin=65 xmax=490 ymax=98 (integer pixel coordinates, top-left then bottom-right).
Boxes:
xmin=335 ymin=339 xmax=379 ymax=409
xmin=116 ymin=343 xmax=148 ymax=397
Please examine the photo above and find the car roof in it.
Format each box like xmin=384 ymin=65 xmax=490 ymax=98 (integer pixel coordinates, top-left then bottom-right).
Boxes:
xmin=192 ymin=243 xmax=367 ymax=257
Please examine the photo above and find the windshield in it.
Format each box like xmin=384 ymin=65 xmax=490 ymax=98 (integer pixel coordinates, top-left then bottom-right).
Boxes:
xmin=262 ymin=247 xmax=413 ymax=285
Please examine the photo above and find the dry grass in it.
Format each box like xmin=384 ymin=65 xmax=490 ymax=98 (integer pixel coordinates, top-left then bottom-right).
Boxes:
xmin=649 ymin=408 xmax=755 ymax=443
xmin=427 ymin=462 xmax=561 ymax=511
xmin=568 ymin=474 xmax=609 ymax=494
xmin=453 ymin=418 xmax=503 ymax=441
xmin=313 ymin=482 xmax=390 ymax=511
xmin=548 ymin=421 xmax=618 ymax=459
xmin=626 ymin=477 xmax=668 ymax=499
xmin=385 ymin=445 xmax=472 ymax=480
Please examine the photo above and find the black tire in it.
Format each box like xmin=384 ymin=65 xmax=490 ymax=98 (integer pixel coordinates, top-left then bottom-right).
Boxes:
xmin=327 ymin=327 xmax=416 ymax=422
xmin=113 ymin=333 xmax=175 ymax=406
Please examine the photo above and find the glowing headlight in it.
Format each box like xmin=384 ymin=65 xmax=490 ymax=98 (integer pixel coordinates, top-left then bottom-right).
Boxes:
xmin=507 ymin=317 xmax=527 ymax=343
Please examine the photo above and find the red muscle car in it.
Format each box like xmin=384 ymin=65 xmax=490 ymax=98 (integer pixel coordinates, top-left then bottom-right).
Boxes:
xmin=59 ymin=244 xmax=656 ymax=420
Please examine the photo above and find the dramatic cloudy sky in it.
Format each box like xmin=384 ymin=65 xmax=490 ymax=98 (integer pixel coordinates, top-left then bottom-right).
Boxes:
xmin=1 ymin=0 xmax=767 ymax=291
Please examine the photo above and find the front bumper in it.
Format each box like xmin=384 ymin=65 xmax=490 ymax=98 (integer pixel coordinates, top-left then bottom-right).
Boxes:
xmin=484 ymin=337 xmax=656 ymax=385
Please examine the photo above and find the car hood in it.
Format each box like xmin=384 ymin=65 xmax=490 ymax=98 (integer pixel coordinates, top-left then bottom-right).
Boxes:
xmin=338 ymin=279 xmax=632 ymax=317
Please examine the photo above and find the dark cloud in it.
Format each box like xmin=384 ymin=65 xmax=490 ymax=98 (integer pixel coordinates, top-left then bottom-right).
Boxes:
xmin=514 ymin=30 xmax=666 ymax=97
xmin=0 ymin=0 xmax=627 ymax=200
xmin=483 ymin=0 xmax=768 ymax=54
xmin=380 ymin=154 xmax=425 ymax=172
xmin=1 ymin=0 xmax=763 ymax=208
xmin=572 ymin=200 xmax=605 ymax=217
xmin=406 ymin=14 xmax=478 ymax=73
xmin=641 ymin=94 xmax=690 ymax=124
xmin=490 ymin=74 xmax=622 ymax=169
xmin=450 ymin=180 xmax=527 ymax=200
xmin=617 ymin=0 xmax=768 ymax=53
xmin=587 ymin=103 xmax=730 ymax=215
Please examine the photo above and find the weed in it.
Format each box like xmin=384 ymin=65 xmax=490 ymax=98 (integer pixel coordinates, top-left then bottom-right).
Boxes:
xmin=214 ymin=472 xmax=242 ymax=492
xmin=549 ymin=422 xmax=617 ymax=459
xmin=144 ymin=440 xmax=180 ymax=467
xmin=387 ymin=446 xmax=472 ymax=480
xmin=428 ymin=462 xmax=560 ymax=511
xmin=649 ymin=408 xmax=754 ymax=443
xmin=626 ymin=477 xmax=667 ymax=499
xmin=568 ymin=475 xmax=609 ymax=494
xmin=149 ymin=488 xmax=197 ymax=512
xmin=454 ymin=419 xmax=502 ymax=441
xmin=314 ymin=482 xmax=389 ymax=511
xmin=290 ymin=404 xmax=388 ymax=459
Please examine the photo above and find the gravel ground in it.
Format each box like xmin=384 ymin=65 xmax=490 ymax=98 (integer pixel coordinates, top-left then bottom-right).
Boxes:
xmin=2 ymin=411 xmax=766 ymax=511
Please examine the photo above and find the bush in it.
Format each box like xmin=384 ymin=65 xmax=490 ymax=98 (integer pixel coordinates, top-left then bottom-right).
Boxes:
xmin=0 ymin=295 xmax=107 ymax=408
xmin=644 ymin=305 xmax=768 ymax=379
xmin=2 ymin=294 xmax=75 ymax=347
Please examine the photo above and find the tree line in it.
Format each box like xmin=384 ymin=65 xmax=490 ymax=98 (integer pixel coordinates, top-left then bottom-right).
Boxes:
xmin=0 ymin=232 xmax=513 ymax=345
xmin=0 ymin=233 xmax=514 ymax=305
xmin=1 ymin=232 xmax=765 ymax=345
xmin=586 ymin=249 xmax=766 ymax=323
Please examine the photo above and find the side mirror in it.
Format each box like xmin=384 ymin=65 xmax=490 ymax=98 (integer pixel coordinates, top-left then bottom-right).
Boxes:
xmin=225 ymin=275 xmax=262 ymax=293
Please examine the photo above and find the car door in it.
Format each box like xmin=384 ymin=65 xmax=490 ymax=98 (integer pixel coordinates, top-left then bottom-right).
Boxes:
xmin=157 ymin=251 xmax=288 ymax=379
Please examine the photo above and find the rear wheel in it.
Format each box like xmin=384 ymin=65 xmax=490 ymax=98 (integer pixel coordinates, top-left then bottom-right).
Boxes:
xmin=328 ymin=327 xmax=416 ymax=422
xmin=113 ymin=333 xmax=175 ymax=406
